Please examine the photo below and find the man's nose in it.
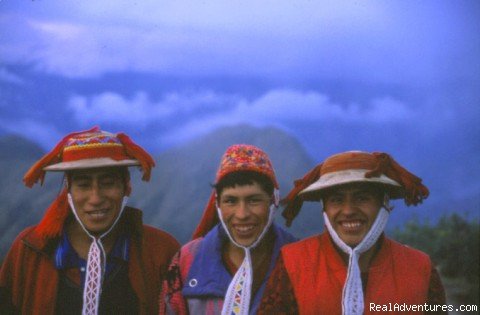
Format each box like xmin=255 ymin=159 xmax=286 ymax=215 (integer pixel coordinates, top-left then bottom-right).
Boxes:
xmin=88 ymin=183 xmax=104 ymax=205
xmin=342 ymin=199 xmax=357 ymax=214
xmin=235 ymin=200 xmax=250 ymax=219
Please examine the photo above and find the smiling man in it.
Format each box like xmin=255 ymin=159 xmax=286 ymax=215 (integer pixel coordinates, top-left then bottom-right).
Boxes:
xmin=323 ymin=183 xmax=384 ymax=247
xmin=259 ymin=151 xmax=446 ymax=314
xmin=160 ymin=144 xmax=296 ymax=315
xmin=0 ymin=127 xmax=179 ymax=315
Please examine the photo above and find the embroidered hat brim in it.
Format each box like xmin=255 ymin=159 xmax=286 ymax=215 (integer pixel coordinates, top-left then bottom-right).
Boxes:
xmin=299 ymin=169 xmax=404 ymax=199
xmin=43 ymin=158 xmax=140 ymax=171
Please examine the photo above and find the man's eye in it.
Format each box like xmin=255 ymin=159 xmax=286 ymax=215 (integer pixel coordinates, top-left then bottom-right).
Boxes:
xmin=74 ymin=180 xmax=89 ymax=187
xmin=222 ymin=199 xmax=236 ymax=205
xmin=356 ymin=194 xmax=371 ymax=202
xmin=248 ymin=198 xmax=262 ymax=205
xmin=328 ymin=197 xmax=343 ymax=204
xmin=101 ymin=180 xmax=115 ymax=187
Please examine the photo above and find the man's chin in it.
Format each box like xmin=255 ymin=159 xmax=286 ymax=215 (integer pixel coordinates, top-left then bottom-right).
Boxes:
xmin=84 ymin=224 xmax=113 ymax=237
xmin=231 ymin=234 xmax=258 ymax=247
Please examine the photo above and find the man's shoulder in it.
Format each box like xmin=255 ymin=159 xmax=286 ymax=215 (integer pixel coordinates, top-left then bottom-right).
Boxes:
xmin=282 ymin=233 xmax=323 ymax=252
xmin=176 ymin=237 xmax=205 ymax=262
xmin=10 ymin=225 xmax=46 ymax=249
xmin=385 ymin=237 xmax=431 ymax=263
xmin=272 ymin=223 xmax=298 ymax=244
xmin=181 ymin=237 xmax=204 ymax=250
xmin=141 ymin=224 xmax=180 ymax=249
xmin=123 ymin=206 xmax=179 ymax=249
xmin=1 ymin=225 xmax=47 ymax=264
xmin=15 ymin=226 xmax=37 ymax=240
xmin=383 ymin=237 xmax=433 ymax=284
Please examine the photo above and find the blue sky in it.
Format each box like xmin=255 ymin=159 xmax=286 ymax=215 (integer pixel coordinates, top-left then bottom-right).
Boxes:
xmin=1 ymin=1 xmax=479 ymax=209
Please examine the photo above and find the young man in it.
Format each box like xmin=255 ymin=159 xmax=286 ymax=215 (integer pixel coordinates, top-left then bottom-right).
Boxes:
xmin=161 ymin=144 xmax=296 ymax=315
xmin=259 ymin=151 xmax=446 ymax=315
xmin=0 ymin=127 xmax=179 ymax=314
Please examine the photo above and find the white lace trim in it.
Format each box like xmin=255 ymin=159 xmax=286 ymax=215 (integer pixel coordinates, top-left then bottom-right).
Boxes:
xmin=68 ymin=193 xmax=128 ymax=315
xmin=218 ymin=188 xmax=278 ymax=315
xmin=324 ymin=206 xmax=389 ymax=315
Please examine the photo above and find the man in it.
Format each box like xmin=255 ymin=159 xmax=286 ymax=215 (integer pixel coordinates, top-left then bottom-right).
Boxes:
xmin=259 ymin=151 xmax=446 ymax=314
xmin=0 ymin=127 xmax=179 ymax=314
xmin=161 ymin=144 xmax=296 ymax=315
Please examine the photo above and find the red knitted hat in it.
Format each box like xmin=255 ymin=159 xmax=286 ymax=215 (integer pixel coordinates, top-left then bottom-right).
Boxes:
xmin=192 ymin=144 xmax=278 ymax=239
xmin=281 ymin=151 xmax=429 ymax=227
xmin=24 ymin=126 xmax=155 ymax=239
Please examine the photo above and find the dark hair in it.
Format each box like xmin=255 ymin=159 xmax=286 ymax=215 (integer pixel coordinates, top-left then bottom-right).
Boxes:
xmin=320 ymin=182 xmax=385 ymax=203
xmin=214 ymin=170 xmax=274 ymax=200
xmin=66 ymin=166 xmax=130 ymax=191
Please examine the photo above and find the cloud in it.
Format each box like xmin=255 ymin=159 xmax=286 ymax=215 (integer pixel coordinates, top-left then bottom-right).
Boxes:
xmin=64 ymin=88 xmax=415 ymax=145
xmin=68 ymin=90 xmax=240 ymax=125
xmin=68 ymin=92 xmax=173 ymax=125
xmin=366 ymin=96 xmax=414 ymax=123
xmin=232 ymin=90 xmax=414 ymax=123
xmin=1 ymin=2 xmax=477 ymax=84
xmin=160 ymin=89 xmax=416 ymax=145
xmin=27 ymin=20 xmax=126 ymax=78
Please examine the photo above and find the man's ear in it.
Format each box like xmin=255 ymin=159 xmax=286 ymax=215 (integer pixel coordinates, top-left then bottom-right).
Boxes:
xmin=64 ymin=174 xmax=70 ymax=191
xmin=273 ymin=189 xmax=280 ymax=207
xmin=382 ymin=194 xmax=394 ymax=212
xmin=125 ymin=181 xmax=132 ymax=196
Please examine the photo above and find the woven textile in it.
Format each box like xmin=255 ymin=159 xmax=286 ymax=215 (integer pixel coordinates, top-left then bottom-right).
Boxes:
xmin=215 ymin=145 xmax=278 ymax=189
xmin=83 ymin=240 xmax=102 ymax=315
xmin=61 ymin=130 xmax=127 ymax=162
xmin=67 ymin=194 xmax=129 ymax=315
xmin=217 ymin=204 xmax=276 ymax=315
xmin=192 ymin=144 xmax=279 ymax=239
xmin=23 ymin=126 xmax=155 ymax=240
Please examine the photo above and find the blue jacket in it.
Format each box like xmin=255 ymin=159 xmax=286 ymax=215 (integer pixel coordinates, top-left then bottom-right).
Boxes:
xmin=177 ymin=223 xmax=296 ymax=314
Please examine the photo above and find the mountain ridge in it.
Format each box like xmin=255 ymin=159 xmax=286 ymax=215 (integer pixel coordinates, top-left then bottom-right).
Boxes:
xmin=0 ymin=124 xmax=477 ymax=258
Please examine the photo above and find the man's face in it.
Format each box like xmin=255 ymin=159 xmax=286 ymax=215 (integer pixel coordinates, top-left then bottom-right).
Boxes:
xmin=218 ymin=181 xmax=272 ymax=247
xmin=323 ymin=184 xmax=383 ymax=247
xmin=69 ymin=167 xmax=126 ymax=236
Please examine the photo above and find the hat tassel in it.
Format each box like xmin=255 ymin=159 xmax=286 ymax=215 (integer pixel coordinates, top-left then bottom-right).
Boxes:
xmin=192 ymin=191 xmax=218 ymax=239
xmin=117 ymin=133 xmax=155 ymax=181
xmin=35 ymin=188 xmax=70 ymax=239
xmin=23 ymin=126 xmax=100 ymax=188
xmin=281 ymin=163 xmax=323 ymax=227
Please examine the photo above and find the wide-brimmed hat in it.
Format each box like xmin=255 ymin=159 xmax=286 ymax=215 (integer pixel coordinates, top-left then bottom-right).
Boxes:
xmin=192 ymin=144 xmax=279 ymax=239
xmin=300 ymin=151 xmax=403 ymax=199
xmin=23 ymin=126 xmax=155 ymax=239
xmin=281 ymin=151 xmax=429 ymax=227
xmin=43 ymin=128 xmax=141 ymax=171
xmin=24 ymin=126 xmax=155 ymax=187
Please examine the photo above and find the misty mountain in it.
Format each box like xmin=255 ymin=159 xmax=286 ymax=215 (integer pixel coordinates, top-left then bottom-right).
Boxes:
xmin=0 ymin=125 xmax=320 ymax=258
xmin=0 ymin=124 xmax=477 ymax=259
xmin=0 ymin=134 xmax=44 ymax=159
xmin=128 ymin=124 xmax=321 ymax=243
xmin=0 ymin=135 xmax=62 ymax=256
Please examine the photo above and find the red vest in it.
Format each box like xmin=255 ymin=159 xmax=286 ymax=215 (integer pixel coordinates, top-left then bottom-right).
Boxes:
xmin=282 ymin=232 xmax=431 ymax=315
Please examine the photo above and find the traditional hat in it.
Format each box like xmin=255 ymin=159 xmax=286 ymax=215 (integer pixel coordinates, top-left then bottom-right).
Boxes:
xmin=281 ymin=151 xmax=429 ymax=226
xmin=23 ymin=126 xmax=155 ymax=238
xmin=191 ymin=144 xmax=279 ymax=239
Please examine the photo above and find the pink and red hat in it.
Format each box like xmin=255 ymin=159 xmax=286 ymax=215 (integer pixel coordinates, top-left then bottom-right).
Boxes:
xmin=192 ymin=144 xmax=278 ymax=239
